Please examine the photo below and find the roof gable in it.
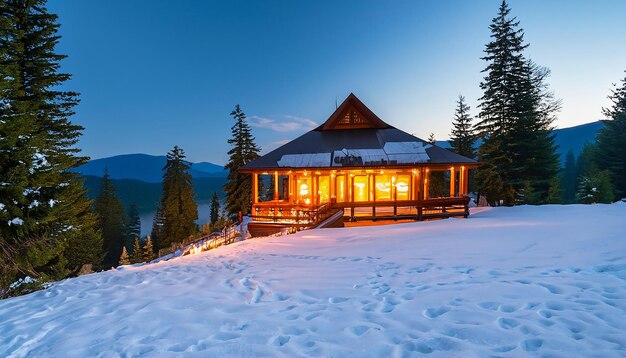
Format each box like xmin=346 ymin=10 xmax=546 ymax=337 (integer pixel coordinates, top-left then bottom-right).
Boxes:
xmin=319 ymin=93 xmax=391 ymax=130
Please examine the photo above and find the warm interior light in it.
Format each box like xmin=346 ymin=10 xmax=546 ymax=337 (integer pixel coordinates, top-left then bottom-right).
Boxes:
xmin=318 ymin=176 xmax=330 ymax=203
xmin=337 ymin=175 xmax=345 ymax=202
xmin=375 ymin=183 xmax=391 ymax=193
xmin=299 ymin=183 xmax=309 ymax=196
xmin=353 ymin=176 xmax=368 ymax=202
xmin=396 ymin=181 xmax=409 ymax=193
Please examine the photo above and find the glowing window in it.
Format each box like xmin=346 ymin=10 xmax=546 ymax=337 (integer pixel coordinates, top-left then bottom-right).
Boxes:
xmin=353 ymin=175 xmax=369 ymax=202
xmin=375 ymin=174 xmax=392 ymax=201
xmin=318 ymin=176 xmax=330 ymax=204
xmin=297 ymin=177 xmax=312 ymax=205
xmin=336 ymin=175 xmax=345 ymax=202
xmin=395 ymin=175 xmax=411 ymax=200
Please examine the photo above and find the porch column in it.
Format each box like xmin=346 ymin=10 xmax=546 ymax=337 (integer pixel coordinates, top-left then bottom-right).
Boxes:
xmin=330 ymin=171 xmax=336 ymax=202
xmin=312 ymin=174 xmax=318 ymax=206
xmin=288 ymin=172 xmax=294 ymax=203
xmin=460 ymin=166 xmax=466 ymax=195
xmin=449 ymin=167 xmax=455 ymax=197
xmin=273 ymin=171 xmax=279 ymax=200
xmin=252 ymin=173 xmax=258 ymax=204
xmin=424 ymin=169 xmax=430 ymax=200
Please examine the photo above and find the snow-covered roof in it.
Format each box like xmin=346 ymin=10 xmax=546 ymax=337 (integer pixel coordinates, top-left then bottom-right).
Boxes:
xmin=241 ymin=94 xmax=477 ymax=171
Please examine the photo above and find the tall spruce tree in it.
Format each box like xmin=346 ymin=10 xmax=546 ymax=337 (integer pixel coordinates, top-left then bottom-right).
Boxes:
xmin=224 ymin=105 xmax=261 ymax=218
xmin=449 ymin=95 xmax=475 ymax=158
xmin=475 ymin=0 xmax=559 ymax=205
xmin=150 ymin=205 xmax=164 ymax=250
xmin=560 ymin=148 xmax=577 ymax=203
xmin=210 ymin=192 xmax=220 ymax=226
xmin=130 ymin=238 xmax=142 ymax=264
xmin=125 ymin=203 xmax=140 ymax=251
xmin=94 ymin=169 xmax=127 ymax=268
xmin=118 ymin=247 xmax=130 ymax=266
xmin=143 ymin=236 xmax=154 ymax=262
xmin=595 ymin=72 xmax=626 ymax=198
xmin=0 ymin=0 xmax=101 ymax=292
xmin=161 ymin=146 xmax=197 ymax=245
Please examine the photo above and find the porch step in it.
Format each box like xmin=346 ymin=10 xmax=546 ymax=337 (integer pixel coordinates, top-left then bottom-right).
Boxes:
xmin=313 ymin=209 xmax=344 ymax=229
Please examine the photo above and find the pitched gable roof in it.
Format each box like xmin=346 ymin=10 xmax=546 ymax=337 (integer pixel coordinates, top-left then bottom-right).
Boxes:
xmin=241 ymin=93 xmax=478 ymax=171
xmin=318 ymin=93 xmax=391 ymax=130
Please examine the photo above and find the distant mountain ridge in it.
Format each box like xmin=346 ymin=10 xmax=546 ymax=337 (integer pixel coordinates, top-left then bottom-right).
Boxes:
xmin=437 ymin=120 xmax=605 ymax=164
xmin=81 ymin=175 xmax=227 ymax=214
xmin=74 ymin=153 xmax=226 ymax=183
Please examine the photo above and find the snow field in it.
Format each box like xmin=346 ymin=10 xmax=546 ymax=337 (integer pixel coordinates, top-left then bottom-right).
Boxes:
xmin=1 ymin=204 xmax=625 ymax=357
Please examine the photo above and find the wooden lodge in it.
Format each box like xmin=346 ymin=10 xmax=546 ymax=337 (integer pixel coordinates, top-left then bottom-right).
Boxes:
xmin=240 ymin=94 xmax=479 ymax=237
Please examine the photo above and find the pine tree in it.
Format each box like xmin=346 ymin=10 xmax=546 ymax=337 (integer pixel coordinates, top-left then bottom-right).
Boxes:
xmin=210 ymin=192 xmax=220 ymax=226
xmin=150 ymin=205 xmax=165 ymax=250
xmin=576 ymin=172 xmax=614 ymax=204
xmin=225 ymin=105 xmax=261 ymax=218
xmin=427 ymin=133 xmax=436 ymax=144
xmin=576 ymin=143 xmax=598 ymax=180
xmin=125 ymin=203 xmax=141 ymax=251
xmin=475 ymin=0 xmax=559 ymax=205
xmin=519 ymin=61 xmax=561 ymax=203
xmin=595 ymin=72 xmax=626 ymax=198
xmin=95 ymin=169 xmax=128 ymax=268
xmin=143 ymin=236 xmax=155 ymax=262
xmin=130 ymin=238 xmax=143 ymax=264
xmin=560 ymin=149 xmax=577 ymax=203
xmin=449 ymin=95 xmax=475 ymax=158
xmin=161 ymin=146 xmax=198 ymax=246
xmin=118 ymin=247 xmax=130 ymax=266
xmin=545 ymin=176 xmax=561 ymax=204
xmin=0 ymin=0 xmax=101 ymax=292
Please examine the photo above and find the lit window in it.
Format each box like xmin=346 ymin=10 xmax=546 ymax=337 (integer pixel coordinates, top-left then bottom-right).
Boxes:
xmin=353 ymin=175 xmax=369 ymax=202
xmin=318 ymin=176 xmax=330 ymax=204
xmin=396 ymin=175 xmax=410 ymax=200
xmin=298 ymin=177 xmax=311 ymax=205
xmin=375 ymin=174 xmax=392 ymax=201
xmin=336 ymin=175 xmax=345 ymax=202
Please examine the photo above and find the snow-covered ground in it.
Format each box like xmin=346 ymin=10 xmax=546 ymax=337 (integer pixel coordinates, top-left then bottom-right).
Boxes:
xmin=1 ymin=204 xmax=626 ymax=357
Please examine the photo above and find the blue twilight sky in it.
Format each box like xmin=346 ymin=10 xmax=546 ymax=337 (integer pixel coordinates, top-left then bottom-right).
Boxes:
xmin=48 ymin=0 xmax=626 ymax=165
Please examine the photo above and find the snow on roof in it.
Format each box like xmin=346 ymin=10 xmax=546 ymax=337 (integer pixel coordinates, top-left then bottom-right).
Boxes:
xmin=383 ymin=141 xmax=431 ymax=163
xmin=331 ymin=142 xmax=431 ymax=166
xmin=277 ymin=153 xmax=331 ymax=167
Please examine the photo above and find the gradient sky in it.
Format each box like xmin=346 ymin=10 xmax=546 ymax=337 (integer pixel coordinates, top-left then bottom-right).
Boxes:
xmin=48 ymin=0 xmax=626 ymax=164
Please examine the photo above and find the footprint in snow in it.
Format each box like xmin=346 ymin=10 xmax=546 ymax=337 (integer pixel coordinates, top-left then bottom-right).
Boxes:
xmin=304 ymin=312 xmax=321 ymax=321
xmin=348 ymin=325 xmax=370 ymax=336
xmin=212 ymin=332 xmax=240 ymax=341
xmin=423 ymin=306 xmax=450 ymax=318
xmin=497 ymin=317 xmax=520 ymax=329
xmin=537 ymin=282 xmax=564 ymax=294
xmin=498 ymin=304 xmax=518 ymax=313
xmin=521 ymin=338 xmax=543 ymax=352
xmin=478 ymin=302 xmax=500 ymax=311
xmin=328 ymin=297 xmax=348 ymax=304
xmin=272 ymin=335 xmax=290 ymax=346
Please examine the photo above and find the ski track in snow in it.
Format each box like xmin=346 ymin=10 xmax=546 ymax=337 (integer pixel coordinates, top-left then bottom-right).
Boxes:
xmin=1 ymin=204 xmax=626 ymax=357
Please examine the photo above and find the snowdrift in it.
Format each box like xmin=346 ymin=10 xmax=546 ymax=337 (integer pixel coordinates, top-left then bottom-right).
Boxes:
xmin=1 ymin=204 xmax=625 ymax=357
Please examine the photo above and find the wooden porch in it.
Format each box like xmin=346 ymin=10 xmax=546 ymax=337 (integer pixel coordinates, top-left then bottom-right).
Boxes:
xmin=247 ymin=166 xmax=473 ymax=237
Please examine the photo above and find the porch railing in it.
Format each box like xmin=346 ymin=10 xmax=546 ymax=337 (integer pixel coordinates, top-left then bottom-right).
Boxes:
xmin=156 ymin=223 xmax=241 ymax=259
xmin=251 ymin=202 xmax=335 ymax=227
xmin=251 ymin=196 xmax=470 ymax=225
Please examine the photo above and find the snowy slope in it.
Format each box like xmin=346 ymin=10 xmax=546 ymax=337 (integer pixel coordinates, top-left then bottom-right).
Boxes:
xmin=1 ymin=205 xmax=626 ymax=357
